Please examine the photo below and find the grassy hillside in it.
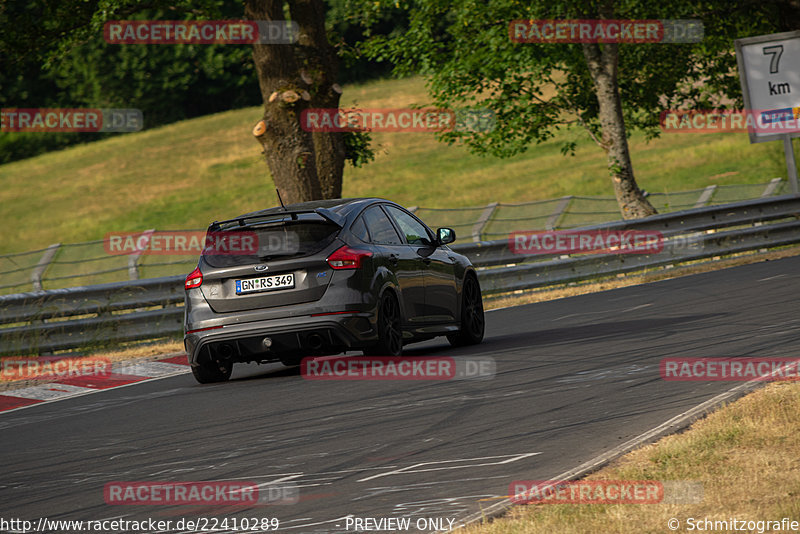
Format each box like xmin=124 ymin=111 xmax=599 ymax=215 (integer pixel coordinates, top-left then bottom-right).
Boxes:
xmin=0 ymin=76 xmax=791 ymax=254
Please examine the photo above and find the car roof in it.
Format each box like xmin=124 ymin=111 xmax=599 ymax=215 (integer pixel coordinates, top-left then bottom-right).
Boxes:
xmin=214 ymin=198 xmax=397 ymax=228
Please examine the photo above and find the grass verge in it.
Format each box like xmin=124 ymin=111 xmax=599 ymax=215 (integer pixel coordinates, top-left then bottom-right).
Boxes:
xmin=459 ymin=381 xmax=800 ymax=534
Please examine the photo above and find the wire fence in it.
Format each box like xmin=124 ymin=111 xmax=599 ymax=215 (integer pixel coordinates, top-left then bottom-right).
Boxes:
xmin=414 ymin=179 xmax=786 ymax=241
xmin=0 ymin=179 xmax=786 ymax=295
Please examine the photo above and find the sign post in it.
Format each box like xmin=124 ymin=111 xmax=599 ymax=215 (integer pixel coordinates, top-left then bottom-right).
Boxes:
xmin=735 ymin=31 xmax=800 ymax=195
xmin=784 ymin=137 xmax=799 ymax=194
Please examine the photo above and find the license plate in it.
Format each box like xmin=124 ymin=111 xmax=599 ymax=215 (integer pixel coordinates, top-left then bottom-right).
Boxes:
xmin=235 ymin=273 xmax=294 ymax=295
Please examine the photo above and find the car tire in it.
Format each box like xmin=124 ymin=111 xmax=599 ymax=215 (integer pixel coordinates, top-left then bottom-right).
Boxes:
xmin=191 ymin=359 xmax=233 ymax=384
xmin=448 ymin=274 xmax=485 ymax=347
xmin=364 ymin=290 xmax=404 ymax=356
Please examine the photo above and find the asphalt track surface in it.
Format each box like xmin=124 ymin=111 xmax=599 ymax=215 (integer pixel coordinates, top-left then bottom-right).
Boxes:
xmin=3 ymin=255 xmax=800 ymax=534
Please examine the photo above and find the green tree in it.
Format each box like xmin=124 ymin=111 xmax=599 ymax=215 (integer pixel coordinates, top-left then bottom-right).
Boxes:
xmin=1 ymin=0 xmax=379 ymax=200
xmin=0 ymin=3 xmax=261 ymax=163
xmin=357 ymin=0 xmax=790 ymax=218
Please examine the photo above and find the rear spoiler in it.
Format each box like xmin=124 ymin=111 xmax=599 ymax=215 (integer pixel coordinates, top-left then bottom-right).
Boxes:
xmin=209 ymin=208 xmax=345 ymax=231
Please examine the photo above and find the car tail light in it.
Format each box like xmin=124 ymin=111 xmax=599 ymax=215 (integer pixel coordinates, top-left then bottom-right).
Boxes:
xmin=185 ymin=266 xmax=203 ymax=289
xmin=326 ymin=246 xmax=372 ymax=269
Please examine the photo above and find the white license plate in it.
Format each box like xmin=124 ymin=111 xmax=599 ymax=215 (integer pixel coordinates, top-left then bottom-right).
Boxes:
xmin=235 ymin=273 xmax=294 ymax=295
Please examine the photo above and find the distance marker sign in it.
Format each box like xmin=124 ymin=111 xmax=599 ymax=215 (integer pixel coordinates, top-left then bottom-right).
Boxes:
xmin=735 ymin=31 xmax=800 ymax=143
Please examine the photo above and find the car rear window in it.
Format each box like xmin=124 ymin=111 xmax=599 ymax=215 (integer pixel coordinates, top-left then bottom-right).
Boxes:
xmin=202 ymin=221 xmax=340 ymax=267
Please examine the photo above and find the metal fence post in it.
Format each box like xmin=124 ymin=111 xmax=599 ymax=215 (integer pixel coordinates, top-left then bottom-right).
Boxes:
xmin=128 ymin=229 xmax=156 ymax=280
xmin=784 ymin=136 xmax=799 ymax=195
xmin=31 ymin=243 xmax=61 ymax=291
xmin=761 ymin=178 xmax=783 ymax=197
xmin=472 ymin=202 xmax=498 ymax=242
xmin=545 ymin=196 xmax=573 ymax=230
xmin=693 ymin=185 xmax=717 ymax=208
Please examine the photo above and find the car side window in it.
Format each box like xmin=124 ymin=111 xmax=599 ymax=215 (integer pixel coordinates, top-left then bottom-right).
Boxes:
xmin=350 ymin=216 xmax=370 ymax=243
xmin=361 ymin=207 xmax=402 ymax=245
xmin=385 ymin=206 xmax=432 ymax=246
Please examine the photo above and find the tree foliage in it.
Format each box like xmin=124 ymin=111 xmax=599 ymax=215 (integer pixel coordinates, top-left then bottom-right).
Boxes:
xmin=0 ymin=0 xmax=397 ymax=165
xmin=354 ymin=0 xmax=792 ymax=216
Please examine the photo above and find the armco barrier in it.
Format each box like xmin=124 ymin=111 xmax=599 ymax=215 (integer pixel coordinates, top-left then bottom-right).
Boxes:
xmin=0 ymin=276 xmax=184 ymax=355
xmin=1 ymin=195 xmax=799 ymax=355
xmin=1 ymin=180 xmax=786 ymax=295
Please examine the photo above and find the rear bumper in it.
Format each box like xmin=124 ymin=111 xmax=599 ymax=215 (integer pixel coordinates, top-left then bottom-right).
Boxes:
xmin=184 ymin=312 xmax=377 ymax=366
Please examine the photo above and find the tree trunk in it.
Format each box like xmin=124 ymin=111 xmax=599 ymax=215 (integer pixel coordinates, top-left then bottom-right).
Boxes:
xmin=245 ymin=0 xmax=345 ymax=204
xmin=582 ymin=38 xmax=657 ymax=219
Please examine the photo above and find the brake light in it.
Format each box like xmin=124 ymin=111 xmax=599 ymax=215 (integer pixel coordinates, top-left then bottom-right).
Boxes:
xmin=311 ymin=311 xmax=358 ymax=317
xmin=186 ymin=325 xmax=223 ymax=334
xmin=326 ymin=246 xmax=372 ymax=269
xmin=185 ymin=266 xmax=203 ymax=289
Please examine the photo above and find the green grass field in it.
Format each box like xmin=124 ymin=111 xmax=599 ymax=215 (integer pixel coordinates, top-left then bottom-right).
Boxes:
xmin=0 ymin=75 xmax=792 ymax=255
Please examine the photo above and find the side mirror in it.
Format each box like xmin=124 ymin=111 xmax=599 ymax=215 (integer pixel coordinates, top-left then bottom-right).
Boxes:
xmin=437 ymin=227 xmax=456 ymax=245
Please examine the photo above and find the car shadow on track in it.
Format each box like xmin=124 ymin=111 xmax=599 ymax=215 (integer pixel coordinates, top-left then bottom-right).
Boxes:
xmin=224 ymin=313 xmax=725 ymax=383
xmin=485 ymin=313 xmax=725 ymax=349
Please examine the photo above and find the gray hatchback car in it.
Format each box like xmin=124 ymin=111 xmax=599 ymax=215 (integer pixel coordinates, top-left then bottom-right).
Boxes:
xmin=183 ymin=198 xmax=484 ymax=383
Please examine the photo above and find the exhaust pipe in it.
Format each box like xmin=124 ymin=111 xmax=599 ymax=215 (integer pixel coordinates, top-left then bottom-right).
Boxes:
xmin=216 ymin=343 xmax=235 ymax=360
xmin=307 ymin=333 xmax=324 ymax=350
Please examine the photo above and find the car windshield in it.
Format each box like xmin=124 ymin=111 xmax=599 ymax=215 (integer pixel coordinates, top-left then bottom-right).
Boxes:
xmin=202 ymin=220 xmax=340 ymax=267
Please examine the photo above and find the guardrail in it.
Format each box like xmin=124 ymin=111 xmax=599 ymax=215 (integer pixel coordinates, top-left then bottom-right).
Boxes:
xmin=2 ymin=194 xmax=799 ymax=356
xmin=0 ymin=277 xmax=185 ymax=355
xmin=0 ymin=179 xmax=786 ymax=295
